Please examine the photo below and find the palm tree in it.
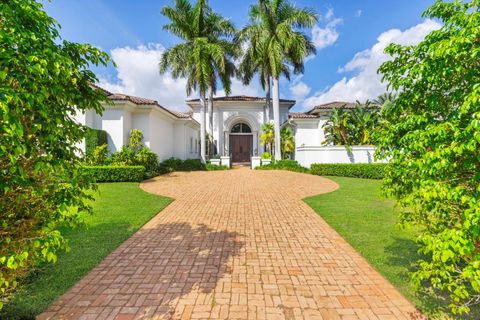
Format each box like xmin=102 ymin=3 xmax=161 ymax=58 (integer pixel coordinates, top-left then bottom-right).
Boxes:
xmin=280 ymin=126 xmax=295 ymax=159
xmin=350 ymin=100 xmax=379 ymax=145
xmin=260 ymin=122 xmax=275 ymax=155
xmin=160 ymin=0 xmax=236 ymax=163
xmin=373 ymin=92 xmax=397 ymax=106
xmin=237 ymin=32 xmax=290 ymax=123
xmin=239 ymin=0 xmax=317 ymax=160
xmin=322 ymin=108 xmax=352 ymax=145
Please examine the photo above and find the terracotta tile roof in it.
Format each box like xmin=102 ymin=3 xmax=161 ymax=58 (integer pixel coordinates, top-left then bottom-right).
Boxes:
xmin=107 ymin=93 xmax=158 ymax=105
xmin=311 ymin=101 xmax=356 ymax=110
xmin=289 ymin=112 xmax=319 ymax=119
xmin=90 ymin=84 xmax=195 ymax=121
xmin=186 ymin=96 xmax=296 ymax=104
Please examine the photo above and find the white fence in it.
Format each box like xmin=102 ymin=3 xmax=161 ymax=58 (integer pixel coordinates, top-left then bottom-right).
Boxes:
xmin=295 ymin=146 xmax=383 ymax=168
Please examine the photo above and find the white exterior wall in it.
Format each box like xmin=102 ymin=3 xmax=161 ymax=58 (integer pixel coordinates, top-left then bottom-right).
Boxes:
xmin=100 ymin=108 xmax=125 ymax=153
xmin=295 ymin=146 xmax=382 ymax=168
xmin=147 ymin=110 xmax=174 ymax=162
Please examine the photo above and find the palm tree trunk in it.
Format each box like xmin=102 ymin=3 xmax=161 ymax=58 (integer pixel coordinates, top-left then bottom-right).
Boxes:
xmin=272 ymin=77 xmax=281 ymax=161
xmin=207 ymin=83 xmax=214 ymax=158
xmin=265 ymin=77 xmax=271 ymax=123
xmin=200 ymin=93 xmax=207 ymax=164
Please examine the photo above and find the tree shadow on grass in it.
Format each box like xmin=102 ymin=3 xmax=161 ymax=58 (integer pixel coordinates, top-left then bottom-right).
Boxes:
xmin=385 ymin=237 xmax=479 ymax=319
xmin=22 ymin=222 xmax=243 ymax=320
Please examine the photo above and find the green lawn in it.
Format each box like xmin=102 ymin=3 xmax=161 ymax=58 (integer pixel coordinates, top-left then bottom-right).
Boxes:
xmin=1 ymin=183 xmax=171 ymax=319
xmin=304 ymin=177 xmax=456 ymax=319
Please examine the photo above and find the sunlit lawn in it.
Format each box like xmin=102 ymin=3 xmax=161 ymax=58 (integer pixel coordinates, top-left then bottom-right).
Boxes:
xmin=304 ymin=176 xmax=478 ymax=319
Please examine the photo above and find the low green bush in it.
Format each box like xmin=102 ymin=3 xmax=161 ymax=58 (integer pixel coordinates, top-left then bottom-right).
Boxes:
xmin=82 ymin=166 xmax=145 ymax=182
xmin=310 ymin=163 xmax=386 ymax=179
xmin=85 ymin=128 xmax=107 ymax=156
xmin=158 ymin=158 xmax=206 ymax=174
xmin=206 ymin=163 xmax=229 ymax=171
xmin=256 ymin=160 xmax=309 ymax=173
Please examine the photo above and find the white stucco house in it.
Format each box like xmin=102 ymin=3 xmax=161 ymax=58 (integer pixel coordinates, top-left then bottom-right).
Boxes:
xmin=75 ymin=86 xmax=200 ymax=161
xmin=76 ymin=85 xmax=378 ymax=168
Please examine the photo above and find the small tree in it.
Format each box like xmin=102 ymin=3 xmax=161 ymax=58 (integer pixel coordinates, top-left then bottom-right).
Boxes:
xmin=128 ymin=129 xmax=144 ymax=152
xmin=0 ymin=0 xmax=110 ymax=307
xmin=260 ymin=122 xmax=275 ymax=155
xmin=377 ymin=0 xmax=480 ymax=314
xmin=280 ymin=127 xmax=295 ymax=159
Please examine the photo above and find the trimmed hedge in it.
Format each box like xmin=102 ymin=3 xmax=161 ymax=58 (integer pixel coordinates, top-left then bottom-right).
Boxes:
xmin=206 ymin=163 xmax=229 ymax=171
xmin=255 ymin=160 xmax=309 ymax=173
xmin=82 ymin=166 xmax=145 ymax=182
xmin=310 ymin=163 xmax=386 ymax=179
xmin=158 ymin=158 xmax=206 ymax=173
xmin=85 ymin=128 xmax=107 ymax=155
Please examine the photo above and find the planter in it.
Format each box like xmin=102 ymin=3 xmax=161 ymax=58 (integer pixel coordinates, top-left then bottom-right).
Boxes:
xmin=261 ymin=158 xmax=272 ymax=166
xmin=210 ymin=158 xmax=221 ymax=166
xmin=220 ymin=156 xmax=231 ymax=168
xmin=251 ymin=156 xmax=261 ymax=169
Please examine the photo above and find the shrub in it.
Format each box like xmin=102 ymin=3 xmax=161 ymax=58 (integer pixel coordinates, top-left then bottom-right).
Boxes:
xmin=158 ymin=158 xmax=206 ymax=174
xmin=256 ymin=160 xmax=309 ymax=173
xmin=82 ymin=166 xmax=145 ymax=182
xmin=85 ymin=128 xmax=108 ymax=156
xmin=86 ymin=144 xmax=109 ymax=165
xmin=310 ymin=163 xmax=386 ymax=179
xmin=0 ymin=0 xmax=110 ymax=307
xmin=206 ymin=163 xmax=229 ymax=171
xmin=111 ymin=146 xmax=135 ymax=166
xmin=261 ymin=152 xmax=272 ymax=159
xmin=128 ymin=129 xmax=144 ymax=152
xmin=134 ymin=148 xmax=159 ymax=177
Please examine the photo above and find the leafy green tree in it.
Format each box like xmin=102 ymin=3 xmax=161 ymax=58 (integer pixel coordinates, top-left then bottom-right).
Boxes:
xmin=239 ymin=0 xmax=317 ymax=160
xmin=160 ymin=0 xmax=237 ymax=163
xmin=280 ymin=127 xmax=295 ymax=159
xmin=260 ymin=122 xmax=275 ymax=154
xmin=0 ymin=0 xmax=110 ymax=307
xmin=377 ymin=0 xmax=480 ymax=314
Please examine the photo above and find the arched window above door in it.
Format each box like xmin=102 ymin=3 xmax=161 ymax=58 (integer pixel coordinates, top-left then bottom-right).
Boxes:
xmin=230 ymin=123 xmax=252 ymax=134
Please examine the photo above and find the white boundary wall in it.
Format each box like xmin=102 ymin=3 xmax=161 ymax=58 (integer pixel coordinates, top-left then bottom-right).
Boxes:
xmin=295 ymin=146 xmax=383 ymax=168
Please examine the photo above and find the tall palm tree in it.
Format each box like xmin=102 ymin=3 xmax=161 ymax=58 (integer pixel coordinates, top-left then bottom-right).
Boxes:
xmin=237 ymin=32 xmax=290 ymax=123
xmin=239 ymin=0 xmax=317 ymax=160
xmin=160 ymin=0 xmax=236 ymax=163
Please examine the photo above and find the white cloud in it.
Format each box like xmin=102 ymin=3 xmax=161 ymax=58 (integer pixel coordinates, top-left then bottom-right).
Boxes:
xmin=312 ymin=9 xmax=343 ymax=50
xmin=303 ymin=19 xmax=441 ymax=109
xmin=100 ymin=43 xmax=263 ymax=111
xmin=355 ymin=9 xmax=362 ymax=17
xmin=289 ymin=76 xmax=311 ymax=103
xmin=99 ymin=43 xmax=189 ymax=111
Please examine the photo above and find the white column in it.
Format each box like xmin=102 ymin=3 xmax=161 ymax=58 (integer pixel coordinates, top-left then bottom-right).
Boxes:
xmin=272 ymin=77 xmax=281 ymax=161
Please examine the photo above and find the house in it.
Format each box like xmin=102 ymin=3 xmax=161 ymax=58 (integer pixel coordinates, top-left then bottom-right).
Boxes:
xmin=186 ymin=96 xmax=295 ymax=163
xmin=76 ymin=86 xmax=378 ymax=167
xmin=75 ymin=87 xmax=200 ymax=161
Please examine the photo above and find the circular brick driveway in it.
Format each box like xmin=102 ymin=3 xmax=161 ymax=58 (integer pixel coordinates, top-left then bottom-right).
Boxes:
xmin=41 ymin=168 xmax=421 ymax=319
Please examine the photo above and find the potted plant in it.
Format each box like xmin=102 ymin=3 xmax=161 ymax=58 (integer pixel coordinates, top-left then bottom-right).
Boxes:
xmin=210 ymin=155 xmax=221 ymax=166
xmin=261 ymin=152 xmax=272 ymax=166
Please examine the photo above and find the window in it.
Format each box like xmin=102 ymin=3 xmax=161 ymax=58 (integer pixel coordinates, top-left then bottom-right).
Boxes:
xmin=190 ymin=137 xmax=193 ymax=153
xmin=230 ymin=123 xmax=252 ymax=134
xmin=195 ymin=139 xmax=198 ymax=153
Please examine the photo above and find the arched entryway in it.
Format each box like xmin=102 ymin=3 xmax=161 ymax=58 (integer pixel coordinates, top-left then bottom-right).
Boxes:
xmin=229 ymin=122 xmax=253 ymax=163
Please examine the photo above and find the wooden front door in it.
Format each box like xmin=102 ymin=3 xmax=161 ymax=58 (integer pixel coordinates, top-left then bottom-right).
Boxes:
xmin=230 ymin=135 xmax=252 ymax=163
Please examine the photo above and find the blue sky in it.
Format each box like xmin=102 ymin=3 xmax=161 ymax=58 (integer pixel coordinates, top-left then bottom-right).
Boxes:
xmin=43 ymin=0 xmax=440 ymax=111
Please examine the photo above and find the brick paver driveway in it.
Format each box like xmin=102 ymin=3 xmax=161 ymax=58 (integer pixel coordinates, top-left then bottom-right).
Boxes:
xmin=41 ymin=168 xmax=421 ymax=320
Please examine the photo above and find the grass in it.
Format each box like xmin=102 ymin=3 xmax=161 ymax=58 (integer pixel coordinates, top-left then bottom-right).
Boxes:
xmin=1 ymin=183 xmax=171 ymax=319
xmin=304 ymin=177 xmax=465 ymax=319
